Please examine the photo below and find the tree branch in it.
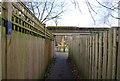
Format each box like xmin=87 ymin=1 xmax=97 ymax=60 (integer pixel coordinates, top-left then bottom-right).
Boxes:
xmin=86 ymin=0 xmax=97 ymax=15
xmin=41 ymin=0 xmax=55 ymax=23
xmin=110 ymin=14 xmax=120 ymax=20
xmin=40 ymin=1 xmax=47 ymax=21
xmin=30 ymin=2 xmax=35 ymax=15
xmin=86 ymin=1 xmax=96 ymax=25
xmin=70 ymin=0 xmax=82 ymax=13
xmin=96 ymin=0 xmax=117 ymax=11
xmin=43 ymin=11 xmax=63 ymax=23
xmin=36 ymin=5 xmax=41 ymax=20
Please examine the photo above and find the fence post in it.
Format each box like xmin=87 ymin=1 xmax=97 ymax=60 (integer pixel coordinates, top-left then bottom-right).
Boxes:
xmin=4 ymin=2 xmax=12 ymax=79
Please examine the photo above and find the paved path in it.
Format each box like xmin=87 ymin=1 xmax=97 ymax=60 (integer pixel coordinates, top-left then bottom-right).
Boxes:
xmin=46 ymin=52 xmax=74 ymax=79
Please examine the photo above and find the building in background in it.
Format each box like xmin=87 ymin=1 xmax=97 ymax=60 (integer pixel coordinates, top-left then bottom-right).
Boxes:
xmin=55 ymin=36 xmax=70 ymax=52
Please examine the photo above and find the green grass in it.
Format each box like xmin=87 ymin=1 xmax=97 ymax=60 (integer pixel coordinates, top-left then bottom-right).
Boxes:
xmin=56 ymin=49 xmax=69 ymax=52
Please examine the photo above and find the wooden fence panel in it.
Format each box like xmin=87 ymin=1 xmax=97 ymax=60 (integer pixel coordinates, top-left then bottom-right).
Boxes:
xmin=69 ymin=27 xmax=120 ymax=79
xmin=1 ymin=2 xmax=54 ymax=79
xmin=5 ymin=30 xmax=53 ymax=79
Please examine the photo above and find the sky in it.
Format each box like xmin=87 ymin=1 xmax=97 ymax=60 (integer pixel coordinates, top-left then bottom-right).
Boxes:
xmin=46 ymin=0 xmax=119 ymax=27
xmin=1 ymin=0 xmax=119 ymax=27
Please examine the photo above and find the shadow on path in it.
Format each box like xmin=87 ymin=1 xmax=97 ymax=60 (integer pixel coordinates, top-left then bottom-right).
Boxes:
xmin=45 ymin=52 xmax=74 ymax=79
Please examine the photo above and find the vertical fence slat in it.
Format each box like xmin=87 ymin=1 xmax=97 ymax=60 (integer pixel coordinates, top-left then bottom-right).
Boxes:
xmin=112 ymin=28 xmax=117 ymax=79
xmin=92 ymin=36 xmax=95 ymax=79
xmin=89 ymin=36 xmax=92 ymax=79
xmin=117 ymin=28 xmax=120 ymax=80
xmin=87 ymin=36 xmax=90 ymax=79
xmin=107 ymin=28 xmax=113 ymax=79
xmin=86 ymin=36 xmax=89 ymax=79
xmin=88 ymin=36 xmax=91 ymax=79
xmin=95 ymin=34 xmax=98 ymax=79
xmin=102 ymin=31 xmax=108 ymax=79
xmin=98 ymin=33 xmax=103 ymax=79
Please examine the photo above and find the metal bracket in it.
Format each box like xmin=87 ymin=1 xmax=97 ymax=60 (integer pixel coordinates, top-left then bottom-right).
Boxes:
xmin=5 ymin=20 xmax=12 ymax=34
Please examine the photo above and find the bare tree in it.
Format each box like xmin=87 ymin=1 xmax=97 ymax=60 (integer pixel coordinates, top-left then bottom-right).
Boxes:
xmin=71 ymin=0 xmax=119 ymax=26
xmin=24 ymin=0 xmax=67 ymax=24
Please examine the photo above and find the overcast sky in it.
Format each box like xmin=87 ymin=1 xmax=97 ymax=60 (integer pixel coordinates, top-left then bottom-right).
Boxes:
xmin=1 ymin=0 xmax=119 ymax=27
xmin=46 ymin=0 xmax=119 ymax=27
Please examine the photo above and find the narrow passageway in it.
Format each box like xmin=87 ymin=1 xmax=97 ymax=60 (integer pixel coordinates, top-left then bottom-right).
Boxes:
xmin=45 ymin=52 xmax=74 ymax=79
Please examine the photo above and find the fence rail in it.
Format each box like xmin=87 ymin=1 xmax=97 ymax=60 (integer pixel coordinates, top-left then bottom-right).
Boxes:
xmin=0 ymin=2 xmax=53 ymax=39
xmin=69 ymin=27 xmax=120 ymax=79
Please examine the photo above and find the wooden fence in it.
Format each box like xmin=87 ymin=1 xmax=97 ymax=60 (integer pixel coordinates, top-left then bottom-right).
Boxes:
xmin=69 ymin=27 xmax=120 ymax=79
xmin=0 ymin=2 xmax=54 ymax=79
